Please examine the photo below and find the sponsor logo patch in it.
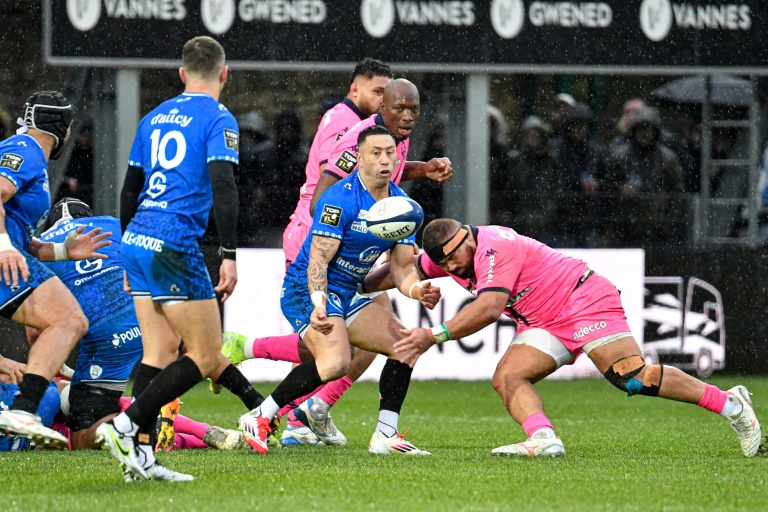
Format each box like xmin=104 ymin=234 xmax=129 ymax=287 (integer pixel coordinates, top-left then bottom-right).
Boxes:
xmin=573 ymin=321 xmax=608 ymax=340
xmin=224 ymin=129 xmax=239 ymax=152
xmin=0 ymin=153 xmax=23 ymax=172
xmin=320 ymin=205 xmax=342 ymax=227
xmin=334 ymin=150 xmax=357 ymax=173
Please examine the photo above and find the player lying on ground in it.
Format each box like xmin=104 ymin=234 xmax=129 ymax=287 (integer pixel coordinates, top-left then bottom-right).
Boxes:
xmin=222 ymin=78 xmax=451 ymax=447
xmin=238 ymin=125 xmax=440 ymax=455
xmin=367 ymin=219 xmax=761 ymax=457
xmin=0 ymin=91 xmax=111 ymax=449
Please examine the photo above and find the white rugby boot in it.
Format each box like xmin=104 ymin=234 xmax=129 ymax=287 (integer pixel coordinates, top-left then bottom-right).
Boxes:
xmin=280 ymin=424 xmax=326 ymax=446
xmin=492 ymin=433 xmax=565 ymax=458
xmin=203 ymin=426 xmax=246 ymax=450
xmin=726 ymin=385 xmax=761 ymax=457
xmin=95 ymin=420 xmax=148 ymax=481
xmin=144 ymin=461 xmax=194 ymax=482
xmin=0 ymin=409 xmax=68 ymax=450
xmin=368 ymin=430 xmax=431 ymax=455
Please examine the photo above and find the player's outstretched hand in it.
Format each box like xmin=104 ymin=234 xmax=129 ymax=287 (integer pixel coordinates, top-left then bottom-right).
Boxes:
xmin=0 ymin=246 xmax=28 ymax=286
xmin=0 ymin=355 xmax=26 ymax=385
xmin=424 ymin=157 xmax=453 ymax=183
xmin=216 ymin=259 xmax=238 ymax=302
xmin=418 ymin=282 xmax=441 ymax=310
xmin=310 ymin=306 xmax=333 ymax=335
xmin=395 ymin=327 xmax=434 ymax=357
xmin=67 ymin=226 xmax=112 ymax=260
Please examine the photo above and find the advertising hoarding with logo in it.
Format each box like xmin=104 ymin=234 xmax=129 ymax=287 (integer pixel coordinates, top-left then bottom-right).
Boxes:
xmin=49 ymin=1 xmax=768 ymax=73
xmin=223 ymin=248 xmax=644 ymax=382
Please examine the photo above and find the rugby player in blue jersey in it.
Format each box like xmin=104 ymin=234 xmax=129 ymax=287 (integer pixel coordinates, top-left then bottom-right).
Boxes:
xmin=239 ymin=125 xmax=440 ymax=456
xmin=96 ymin=36 xmax=243 ymax=482
xmin=0 ymin=92 xmax=112 ymax=449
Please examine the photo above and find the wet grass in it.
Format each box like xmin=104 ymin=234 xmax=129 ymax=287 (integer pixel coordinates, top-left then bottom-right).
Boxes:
xmin=3 ymin=377 xmax=768 ymax=511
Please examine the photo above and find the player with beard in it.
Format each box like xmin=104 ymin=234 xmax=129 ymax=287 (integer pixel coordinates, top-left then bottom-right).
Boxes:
xmin=369 ymin=219 xmax=761 ymax=458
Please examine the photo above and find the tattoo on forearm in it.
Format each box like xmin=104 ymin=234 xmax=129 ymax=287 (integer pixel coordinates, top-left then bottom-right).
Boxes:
xmin=308 ymin=236 xmax=337 ymax=294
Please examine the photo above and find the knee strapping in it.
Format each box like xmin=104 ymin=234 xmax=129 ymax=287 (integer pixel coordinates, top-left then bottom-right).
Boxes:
xmin=604 ymin=355 xmax=664 ymax=397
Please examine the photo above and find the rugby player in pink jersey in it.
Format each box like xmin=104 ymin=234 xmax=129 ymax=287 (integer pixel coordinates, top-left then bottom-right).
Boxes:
xmin=369 ymin=219 xmax=761 ymax=458
xmin=219 ymin=59 xmax=394 ymax=446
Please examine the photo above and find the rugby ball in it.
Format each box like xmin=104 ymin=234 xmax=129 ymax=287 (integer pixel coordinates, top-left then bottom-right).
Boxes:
xmin=366 ymin=196 xmax=424 ymax=241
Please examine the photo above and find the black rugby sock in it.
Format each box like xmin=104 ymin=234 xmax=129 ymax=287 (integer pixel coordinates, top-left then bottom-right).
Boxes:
xmin=215 ymin=363 xmax=265 ymax=410
xmin=132 ymin=363 xmax=162 ymax=399
xmin=124 ymin=356 xmax=203 ymax=431
xmin=9 ymin=373 xmax=49 ymax=414
xmin=379 ymin=359 xmax=413 ymax=414
xmin=270 ymin=360 xmax=324 ymax=409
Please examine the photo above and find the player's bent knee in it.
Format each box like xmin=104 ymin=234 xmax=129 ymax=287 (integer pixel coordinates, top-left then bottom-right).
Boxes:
xmin=603 ymin=355 xmax=664 ymax=397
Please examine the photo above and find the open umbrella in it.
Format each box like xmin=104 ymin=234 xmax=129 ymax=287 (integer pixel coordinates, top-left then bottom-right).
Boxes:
xmin=651 ymin=75 xmax=754 ymax=107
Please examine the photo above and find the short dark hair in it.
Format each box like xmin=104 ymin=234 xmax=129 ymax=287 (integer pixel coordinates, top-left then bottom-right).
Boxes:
xmin=422 ymin=218 xmax=462 ymax=257
xmin=182 ymin=36 xmax=225 ymax=78
xmin=350 ymin=58 xmax=393 ymax=87
xmin=357 ymin=125 xmax=395 ymax=149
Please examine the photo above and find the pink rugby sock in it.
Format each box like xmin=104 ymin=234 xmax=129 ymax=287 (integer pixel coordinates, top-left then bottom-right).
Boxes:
xmin=522 ymin=412 xmax=554 ymax=438
xmin=118 ymin=396 xmax=132 ymax=412
xmin=174 ymin=433 xmax=208 ymax=449
xmin=314 ymin=376 xmax=353 ymax=406
xmin=698 ymin=384 xmax=728 ymax=414
xmin=247 ymin=334 xmax=302 ymax=363
xmin=174 ymin=414 xmax=210 ymax=439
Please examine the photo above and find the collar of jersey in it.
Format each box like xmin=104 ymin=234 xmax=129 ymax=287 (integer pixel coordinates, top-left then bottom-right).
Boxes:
xmin=342 ymin=98 xmax=365 ymax=120
xmin=181 ymin=92 xmax=212 ymax=98
xmin=18 ymin=133 xmax=44 ymax=155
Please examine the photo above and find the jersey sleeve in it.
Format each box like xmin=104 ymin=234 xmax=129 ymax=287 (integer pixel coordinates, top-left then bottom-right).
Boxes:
xmin=418 ymin=253 xmax=450 ymax=279
xmin=475 ymin=233 xmax=524 ymax=296
xmin=316 ymin=118 xmax=347 ymax=167
xmin=127 ymin=119 xmax=144 ymax=168
xmin=309 ymin=184 xmax=355 ymax=241
xmin=206 ymin=111 xmax=240 ymax=165
xmin=324 ymin=132 xmax=358 ymax=180
xmin=0 ymin=146 xmax=36 ymax=191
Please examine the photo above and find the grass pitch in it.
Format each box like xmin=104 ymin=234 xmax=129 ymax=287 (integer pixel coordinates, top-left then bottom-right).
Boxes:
xmin=2 ymin=377 xmax=768 ymax=511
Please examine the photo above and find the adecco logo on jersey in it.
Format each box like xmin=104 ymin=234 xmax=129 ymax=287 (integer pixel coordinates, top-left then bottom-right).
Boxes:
xmin=361 ymin=0 xmax=476 ymax=39
xmin=491 ymin=0 xmax=613 ymax=39
xmin=640 ymin=0 xmax=751 ymax=42
xmin=67 ymin=0 xmax=186 ymax=31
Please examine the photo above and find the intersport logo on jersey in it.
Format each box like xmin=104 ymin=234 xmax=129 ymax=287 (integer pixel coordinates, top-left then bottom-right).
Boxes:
xmin=639 ymin=0 xmax=751 ymax=42
xmin=361 ymin=0 xmax=476 ymax=38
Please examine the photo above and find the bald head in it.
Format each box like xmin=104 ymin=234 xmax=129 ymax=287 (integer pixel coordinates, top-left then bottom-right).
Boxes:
xmin=380 ymin=78 xmax=420 ymax=140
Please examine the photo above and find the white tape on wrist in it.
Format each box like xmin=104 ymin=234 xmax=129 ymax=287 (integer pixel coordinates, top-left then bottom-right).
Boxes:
xmin=311 ymin=291 xmax=327 ymax=308
xmin=53 ymin=243 xmax=68 ymax=261
xmin=0 ymin=234 xmax=14 ymax=252
xmin=408 ymin=281 xmax=422 ymax=300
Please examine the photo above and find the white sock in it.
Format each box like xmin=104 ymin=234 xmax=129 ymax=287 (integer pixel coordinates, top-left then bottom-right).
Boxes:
xmin=137 ymin=443 xmax=155 ymax=469
xmin=259 ymin=397 xmax=279 ymax=419
xmin=720 ymin=394 xmax=743 ymax=418
xmin=309 ymin=397 xmax=330 ymax=419
xmin=376 ymin=410 xmax=399 ymax=438
xmin=531 ymin=428 xmax=556 ymax=440
xmin=244 ymin=339 xmax=256 ymax=359
xmin=112 ymin=412 xmax=139 ymax=437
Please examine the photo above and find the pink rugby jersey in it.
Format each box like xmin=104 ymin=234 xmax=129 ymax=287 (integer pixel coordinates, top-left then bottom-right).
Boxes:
xmin=418 ymin=225 xmax=588 ymax=327
xmin=289 ymin=99 xmax=366 ymax=227
xmin=324 ymin=113 xmax=410 ymax=185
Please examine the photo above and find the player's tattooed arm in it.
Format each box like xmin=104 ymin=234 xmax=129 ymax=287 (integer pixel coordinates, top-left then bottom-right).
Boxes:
xmin=307 ymin=235 xmax=340 ymax=296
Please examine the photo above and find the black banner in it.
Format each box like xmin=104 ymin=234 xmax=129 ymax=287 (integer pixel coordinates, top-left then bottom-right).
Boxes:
xmin=47 ymin=0 xmax=768 ymax=73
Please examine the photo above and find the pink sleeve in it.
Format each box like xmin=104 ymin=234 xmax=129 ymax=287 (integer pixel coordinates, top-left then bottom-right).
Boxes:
xmin=474 ymin=239 xmax=524 ymax=295
xmin=316 ymin=127 xmax=345 ymax=167
xmin=324 ymin=133 xmax=358 ymax=180
xmin=418 ymin=253 xmax=449 ymax=279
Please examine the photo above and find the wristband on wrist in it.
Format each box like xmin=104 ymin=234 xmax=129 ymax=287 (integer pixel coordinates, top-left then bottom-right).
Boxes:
xmin=407 ymin=281 xmax=422 ymax=300
xmin=0 ymin=234 xmax=15 ymax=253
xmin=430 ymin=323 xmax=451 ymax=344
xmin=219 ymin=247 xmax=237 ymax=260
xmin=311 ymin=291 xmax=327 ymax=308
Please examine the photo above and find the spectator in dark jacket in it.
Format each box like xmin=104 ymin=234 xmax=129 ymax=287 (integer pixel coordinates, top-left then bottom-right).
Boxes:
xmin=410 ymin=123 xmax=446 ymax=233
xmin=550 ymin=102 xmax=604 ymax=246
xmin=604 ymin=106 xmax=685 ymax=246
xmin=502 ymin=116 xmax=563 ymax=245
